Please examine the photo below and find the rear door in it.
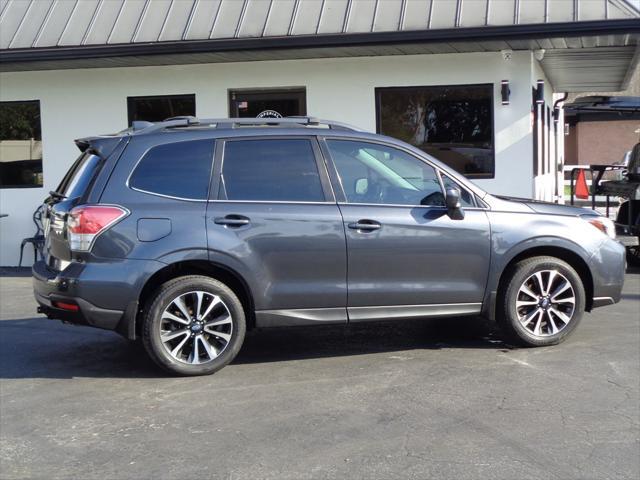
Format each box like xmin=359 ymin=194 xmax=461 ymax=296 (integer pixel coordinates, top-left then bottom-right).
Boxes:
xmin=206 ymin=136 xmax=347 ymax=325
xmin=322 ymin=138 xmax=491 ymax=320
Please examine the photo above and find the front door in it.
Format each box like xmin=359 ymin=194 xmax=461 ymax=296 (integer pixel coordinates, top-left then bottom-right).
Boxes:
xmin=229 ymin=88 xmax=306 ymax=119
xmin=322 ymin=138 xmax=491 ymax=320
xmin=207 ymin=136 xmax=347 ymax=326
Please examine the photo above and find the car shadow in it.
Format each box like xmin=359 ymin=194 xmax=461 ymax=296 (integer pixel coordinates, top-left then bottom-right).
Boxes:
xmin=0 ymin=315 xmax=509 ymax=380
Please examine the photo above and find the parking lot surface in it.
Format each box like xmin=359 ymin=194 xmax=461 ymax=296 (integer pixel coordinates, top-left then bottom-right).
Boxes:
xmin=1 ymin=269 xmax=639 ymax=480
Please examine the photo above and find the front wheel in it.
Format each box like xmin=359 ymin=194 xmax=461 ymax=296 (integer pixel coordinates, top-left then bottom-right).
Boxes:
xmin=142 ymin=275 xmax=246 ymax=376
xmin=497 ymin=256 xmax=585 ymax=347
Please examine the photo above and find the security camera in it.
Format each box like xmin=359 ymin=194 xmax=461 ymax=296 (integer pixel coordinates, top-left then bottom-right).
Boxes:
xmin=501 ymin=49 xmax=513 ymax=61
xmin=534 ymin=49 xmax=546 ymax=61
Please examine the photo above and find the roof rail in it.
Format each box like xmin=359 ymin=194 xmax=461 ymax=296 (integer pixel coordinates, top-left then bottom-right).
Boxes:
xmin=128 ymin=116 xmax=363 ymax=134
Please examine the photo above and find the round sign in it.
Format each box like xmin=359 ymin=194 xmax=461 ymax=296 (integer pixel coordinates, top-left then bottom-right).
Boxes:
xmin=256 ymin=110 xmax=283 ymax=119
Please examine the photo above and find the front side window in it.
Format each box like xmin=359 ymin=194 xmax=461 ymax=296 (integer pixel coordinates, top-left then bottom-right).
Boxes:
xmin=326 ymin=139 xmax=444 ymax=207
xmin=440 ymin=173 xmax=476 ymax=208
xmin=127 ymin=94 xmax=195 ymax=125
xmin=0 ymin=100 xmax=43 ymax=188
xmin=376 ymin=84 xmax=494 ymax=178
xmin=129 ymin=140 xmax=214 ymax=200
xmin=221 ymin=139 xmax=324 ymax=202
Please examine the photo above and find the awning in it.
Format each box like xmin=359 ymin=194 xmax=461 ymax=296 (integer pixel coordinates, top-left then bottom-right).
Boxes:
xmin=1 ymin=0 xmax=638 ymax=92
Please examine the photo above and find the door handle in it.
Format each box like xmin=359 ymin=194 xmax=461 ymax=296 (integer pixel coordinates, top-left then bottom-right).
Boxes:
xmin=348 ymin=220 xmax=381 ymax=231
xmin=214 ymin=215 xmax=250 ymax=227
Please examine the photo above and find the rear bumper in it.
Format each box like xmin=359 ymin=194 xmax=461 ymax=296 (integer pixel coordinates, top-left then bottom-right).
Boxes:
xmin=32 ymin=257 xmax=160 ymax=338
xmin=33 ymin=260 xmax=125 ymax=331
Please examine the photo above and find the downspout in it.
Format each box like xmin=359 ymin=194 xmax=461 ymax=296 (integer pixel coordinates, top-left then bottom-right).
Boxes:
xmin=553 ymin=93 xmax=568 ymax=203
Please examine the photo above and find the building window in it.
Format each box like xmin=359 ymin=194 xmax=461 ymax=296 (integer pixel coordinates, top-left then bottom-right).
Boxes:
xmin=376 ymin=84 xmax=495 ymax=178
xmin=0 ymin=100 xmax=43 ymax=188
xmin=229 ymin=88 xmax=306 ymax=118
xmin=127 ymin=94 xmax=196 ymax=125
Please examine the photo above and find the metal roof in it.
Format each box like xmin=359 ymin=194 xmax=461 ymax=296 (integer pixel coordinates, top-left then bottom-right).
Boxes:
xmin=0 ymin=0 xmax=639 ymax=92
xmin=1 ymin=0 xmax=638 ymax=48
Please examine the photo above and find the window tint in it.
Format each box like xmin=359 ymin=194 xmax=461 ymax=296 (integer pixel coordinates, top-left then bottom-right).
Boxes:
xmin=326 ymin=140 xmax=444 ymax=207
xmin=221 ymin=139 xmax=324 ymax=202
xmin=130 ymin=140 xmax=214 ymax=200
xmin=441 ymin=174 xmax=476 ymax=207
xmin=0 ymin=100 xmax=43 ymax=188
xmin=58 ymin=153 xmax=102 ymax=199
xmin=376 ymin=84 xmax=494 ymax=178
xmin=127 ymin=94 xmax=195 ymax=125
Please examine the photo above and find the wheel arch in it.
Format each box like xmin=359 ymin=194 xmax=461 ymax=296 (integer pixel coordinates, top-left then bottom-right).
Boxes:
xmin=133 ymin=260 xmax=256 ymax=338
xmin=498 ymin=246 xmax=594 ymax=312
xmin=484 ymin=243 xmax=595 ymax=320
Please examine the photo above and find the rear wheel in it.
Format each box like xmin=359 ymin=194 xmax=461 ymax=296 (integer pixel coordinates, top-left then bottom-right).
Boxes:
xmin=497 ymin=256 xmax=585 ymax=347
xmin=142 ymin=275 xmax=246 ymax=376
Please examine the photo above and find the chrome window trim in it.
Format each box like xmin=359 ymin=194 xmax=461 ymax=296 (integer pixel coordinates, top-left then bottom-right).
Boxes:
xmin=208 ymin=199 xmax=334 ymax=205
xmin=128 ymin=185 xmax=208 ymax=203
xmin=337 ymin=201 xmax=487 ymax=211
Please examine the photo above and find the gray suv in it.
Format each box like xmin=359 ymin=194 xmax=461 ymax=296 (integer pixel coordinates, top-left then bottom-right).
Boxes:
xmin=33 ymin=117 xmax=626 ymax=376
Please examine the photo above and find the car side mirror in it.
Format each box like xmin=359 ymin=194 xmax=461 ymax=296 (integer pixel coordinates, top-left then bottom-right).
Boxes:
xmin=445 ymin=188 xmax=465 ymax=220
xmin=355 ymin=178 xmax=368 ymax=195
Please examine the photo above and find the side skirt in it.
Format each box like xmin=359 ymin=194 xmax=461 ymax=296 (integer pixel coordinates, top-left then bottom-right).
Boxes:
xmin=255 ymin=303 xmax=482 ymax=327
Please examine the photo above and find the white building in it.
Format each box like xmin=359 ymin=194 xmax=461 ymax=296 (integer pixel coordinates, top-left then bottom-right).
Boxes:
xmin=1 ymin=0 xmax=638 ymax=266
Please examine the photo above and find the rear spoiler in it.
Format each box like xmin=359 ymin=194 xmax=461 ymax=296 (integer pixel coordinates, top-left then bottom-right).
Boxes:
xmin=74 ymin=135 xmax=126 ymax=158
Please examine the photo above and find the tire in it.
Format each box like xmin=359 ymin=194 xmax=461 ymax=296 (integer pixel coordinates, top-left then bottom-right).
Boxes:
xmin=142 ymin=275 xmax=246 ymax=376
xmin=496 ymin=256 xmax=585 ymax=347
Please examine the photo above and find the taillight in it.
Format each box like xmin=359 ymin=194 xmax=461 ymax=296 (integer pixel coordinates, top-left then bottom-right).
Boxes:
xmin=67 ymin=205 xmax=128 ymax=252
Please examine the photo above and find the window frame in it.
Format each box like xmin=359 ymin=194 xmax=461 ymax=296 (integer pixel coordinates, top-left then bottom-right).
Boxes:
xmin=374 ymin=83 xmax=496 ymax=179
xmin=0 ymin=99 xmax=44 ymax=189
xmin=319 ymin=136 xmax=488 ymax=211
xmin=126 ymin=138 xmax=215 ymax=202
xmin=210 ymin=136 xmax=335 ymax=204
xmin=126 ymin=93 xmax=196 ymax=126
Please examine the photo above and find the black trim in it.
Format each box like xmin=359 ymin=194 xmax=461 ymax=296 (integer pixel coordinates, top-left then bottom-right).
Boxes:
xmin=1 ymin=19 xmax=638 ymax=64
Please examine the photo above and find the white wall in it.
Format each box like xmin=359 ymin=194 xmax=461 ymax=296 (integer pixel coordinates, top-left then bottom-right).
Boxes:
xmin=0 ymin=51 xmax=535 ymax=265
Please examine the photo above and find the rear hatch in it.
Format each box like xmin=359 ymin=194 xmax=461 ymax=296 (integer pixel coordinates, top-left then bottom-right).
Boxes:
xmin=43 ymin=137 xmax=123 ymax=271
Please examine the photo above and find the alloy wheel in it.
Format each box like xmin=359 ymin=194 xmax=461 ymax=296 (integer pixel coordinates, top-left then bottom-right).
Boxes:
xmin=160 ymin=291 xmax=233 ymax=364
xmin=515 ymin=269 xmax=576 ymax=337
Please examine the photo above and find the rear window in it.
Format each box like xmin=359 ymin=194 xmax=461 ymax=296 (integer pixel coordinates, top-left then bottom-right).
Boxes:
xmin=221 ymin=139 xmax=324 ymax=202
xmin=57 ymin=152 xmax=103 ymax=199
xmin=129 ymin=140 xmax=214 ymax=200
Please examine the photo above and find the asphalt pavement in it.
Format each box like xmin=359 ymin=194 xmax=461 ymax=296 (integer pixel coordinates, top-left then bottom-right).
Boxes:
xmin=1 ymin=268 xmax=639 ymax=480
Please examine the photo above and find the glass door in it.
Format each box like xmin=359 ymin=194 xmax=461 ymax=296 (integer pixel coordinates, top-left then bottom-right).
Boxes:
xmin=229 ymin=88 xmax=306 ymax=118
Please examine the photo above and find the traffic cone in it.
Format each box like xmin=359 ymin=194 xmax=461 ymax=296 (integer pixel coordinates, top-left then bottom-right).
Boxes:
xmin=575 ymin=169 xmax=589 ymax=200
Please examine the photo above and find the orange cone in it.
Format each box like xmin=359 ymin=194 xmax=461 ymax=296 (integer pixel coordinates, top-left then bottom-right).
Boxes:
xmin=575 ymin=169 xmax=589 ymax=200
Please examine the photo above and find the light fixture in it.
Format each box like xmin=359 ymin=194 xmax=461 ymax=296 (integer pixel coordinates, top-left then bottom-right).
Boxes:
xmin=501 ymin=80 xmax=510 ymax=105
xmin=535 ymin=80 xmax=545 ymax=104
